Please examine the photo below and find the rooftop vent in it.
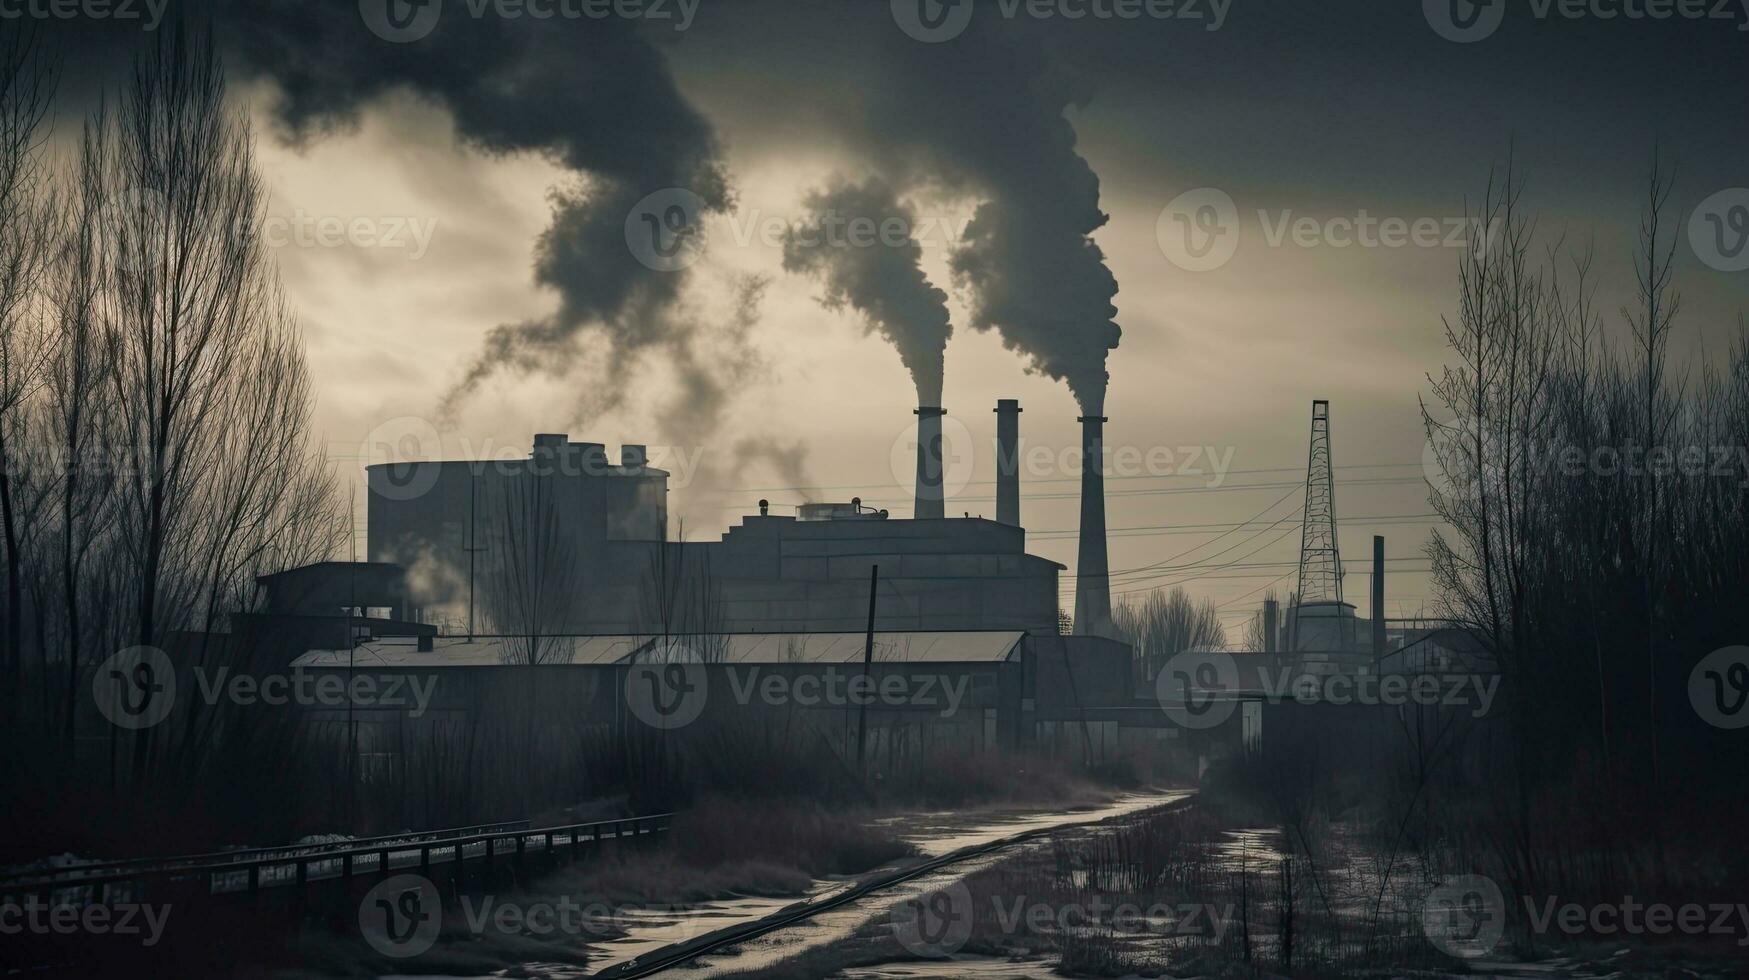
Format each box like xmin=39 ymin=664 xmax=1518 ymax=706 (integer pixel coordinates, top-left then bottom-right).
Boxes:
xmin=797 ymin=499 xmax=888 ymax=522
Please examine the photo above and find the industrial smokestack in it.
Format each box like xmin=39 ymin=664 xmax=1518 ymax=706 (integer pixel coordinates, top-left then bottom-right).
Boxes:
xmin=1074 ymin=415 xmax=1111 ymax=637
xmin=914 ymin=407 xmax=946 ymax=520
xmin=994 ymin=399 xmax=1022 ymax=526
xmin=1371 ymin=534 xmax=1387 ymax=657
xmin=1263 ymin=599 xmax=1279 ymax=653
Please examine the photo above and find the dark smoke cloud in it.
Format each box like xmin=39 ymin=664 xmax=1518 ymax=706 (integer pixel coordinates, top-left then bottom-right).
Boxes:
xmin=218 ymin=2 xmax=731 ymax=419
xmin=781 ymin=177 xmax=952 ymax=407
xmin=818 ymin=18 xmax=1123 ymax=415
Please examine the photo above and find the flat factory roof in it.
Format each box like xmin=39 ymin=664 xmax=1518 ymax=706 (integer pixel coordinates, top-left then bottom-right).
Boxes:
xmin=288 ymin=630 xmax=1025 ymax=668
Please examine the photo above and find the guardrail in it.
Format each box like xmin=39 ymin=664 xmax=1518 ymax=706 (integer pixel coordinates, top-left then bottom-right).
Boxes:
xmin=1 ymin=813 xmax=674 ymax=907
xmin=0 ymin=819 xmax=531 ymax=890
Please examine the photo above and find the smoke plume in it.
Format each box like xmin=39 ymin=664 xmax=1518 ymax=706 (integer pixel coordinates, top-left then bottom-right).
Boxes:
xmin=781 ymin=177 xmax=952 ymax=407
xmin=853 ymin=21 xmax=1122 ymax=415
xmin=221 ymin=5 xmax=732 ymax=419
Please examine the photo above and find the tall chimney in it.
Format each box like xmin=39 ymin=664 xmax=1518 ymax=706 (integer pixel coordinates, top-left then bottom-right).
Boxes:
xmin=994 ymin=399 xmax=1022 ymax=526
xmin=1371 ymin=534 xmax=1387 ymax=657
xmin=914 ymin=407 xmax=946 ymax=520
xmin=1263 ymin=598 xmax=1279 ymax=653
xmin=1073 ymin=415 xmax=1111 ymax=637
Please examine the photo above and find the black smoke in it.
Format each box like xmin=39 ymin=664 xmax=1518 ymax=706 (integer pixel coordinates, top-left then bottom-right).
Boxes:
xmin=782 ymin=177 xmax=952 ymax=407
xmin=219 ymin=1 xmax=732 ymax=421
xmin=756 ymin=13 xmax=1122 ymax=416
xmin=862 ymin=22 xmax=1122 ymax=416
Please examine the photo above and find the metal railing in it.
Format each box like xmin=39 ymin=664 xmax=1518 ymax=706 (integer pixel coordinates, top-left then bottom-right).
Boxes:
xmin=0 ymin=819 xmax=530 ymax=890
xmin=1 ymin=813 xmax=673 ymax=905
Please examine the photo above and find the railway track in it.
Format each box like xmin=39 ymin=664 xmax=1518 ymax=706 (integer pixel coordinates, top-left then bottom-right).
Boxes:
xmin=610 ymin=794 xmax=1195 ymax=979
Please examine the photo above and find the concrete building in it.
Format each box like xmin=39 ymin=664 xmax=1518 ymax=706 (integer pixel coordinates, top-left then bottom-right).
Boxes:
xmin=366 ymin=427 xmax=1064 ymax=637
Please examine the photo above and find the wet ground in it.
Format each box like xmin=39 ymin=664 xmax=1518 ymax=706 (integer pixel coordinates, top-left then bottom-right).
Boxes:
xmin=597 ymin=791 xmax=1193 ymax=977
xmin=384 ymin=791 xmax=1191 ymax=979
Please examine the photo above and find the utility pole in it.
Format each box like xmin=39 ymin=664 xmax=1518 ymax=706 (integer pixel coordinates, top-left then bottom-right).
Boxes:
xmin=857 ymin=564 xmax=878 ymax=776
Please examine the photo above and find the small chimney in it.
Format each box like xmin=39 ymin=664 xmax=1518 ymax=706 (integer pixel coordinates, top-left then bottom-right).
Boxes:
xmin=758 ymin=498 xmax=769 ymax=516
xmin=576 ymin=442 xmax=608 ymax=476
xmin=1371 ymin=534 xmax=1387 ymax=657
xmin=621 ymin=444 xmax=647 ymax=470
xmin=1073 ymin=415 xmax=1111 ymax=638
xmin=914 ymin=407 xmax=946 ymax=520
xmin=994 ymin=399 xmax=1022 ymax=526
xmin=532 ymin=433 xmax=566 ymax=474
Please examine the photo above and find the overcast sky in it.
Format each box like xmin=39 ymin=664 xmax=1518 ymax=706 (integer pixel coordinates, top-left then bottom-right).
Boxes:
xmin=38 ymin=0 xmax=1749 ymax=630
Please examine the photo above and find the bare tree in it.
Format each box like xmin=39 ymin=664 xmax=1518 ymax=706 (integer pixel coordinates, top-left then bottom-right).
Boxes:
xmin=0 ymin=30 xmax=55 ymax=709
xmin=1623 ymin=154 xmax=1680 ymax=804
xmin=638 ymin=519 xmax=728 ymax=664
xmin=482 ymin=472 xmax=583 ymax=665
xmin=48 ymin=107 xmax=118 ymax=744
xmin=1112 ymin=585 xmax=1227 ymax=683
xmin=1420 ymin=155 xmax=1749 ymax=902
xmin=104 ymin=24 xmax=264 ymax=650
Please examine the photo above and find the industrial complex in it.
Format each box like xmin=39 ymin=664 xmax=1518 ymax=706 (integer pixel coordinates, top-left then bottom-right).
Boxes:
xmin=218 ymin=400 xmax=1490 ymax=779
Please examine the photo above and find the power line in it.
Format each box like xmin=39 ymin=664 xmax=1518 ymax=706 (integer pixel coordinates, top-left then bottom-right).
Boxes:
xmin=717 ymin=460 xmax=1426 ymax=495
xmin=1086 ymin=484 xmax=1302 ymax=581
xmin=1028 ymin=513 xmax=1440 ymax=540
xmin=1100 ymin=521 xmax=1309 ymax=596
xmin=710 ymin=476 xmax=1429 ymax=511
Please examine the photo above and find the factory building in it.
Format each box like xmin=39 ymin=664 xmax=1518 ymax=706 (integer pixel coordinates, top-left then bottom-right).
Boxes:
xmin=366 ymin=422 xmax=1064 ymax=636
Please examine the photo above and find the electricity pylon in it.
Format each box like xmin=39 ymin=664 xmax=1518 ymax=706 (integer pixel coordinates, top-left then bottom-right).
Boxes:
xmin=1296 ymin=400 xmax=1343 ymax=604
